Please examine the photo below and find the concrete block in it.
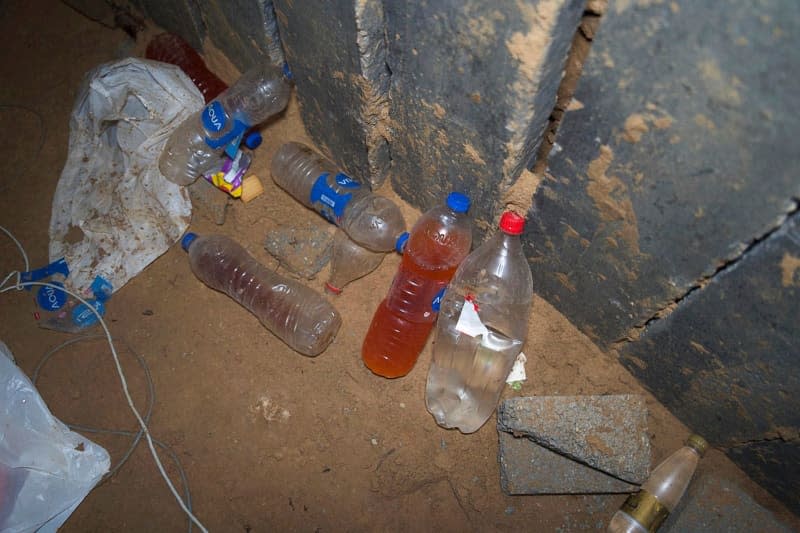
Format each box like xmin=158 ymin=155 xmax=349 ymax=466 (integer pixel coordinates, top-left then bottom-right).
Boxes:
xmin=384 ymin=0 xmax=585 ymax=228
xmin=273 ymin=0 xmax=384 ymax=188
xmin=133 ymin=0 xmax=206 ymax=51
xmin=276 ymin=0 xmax=584 ymax=222
xmin=621 ymin=213 xmax=800 ymax=514
xmin=196 ymin=0 xmax=285 ymax=72
xmin=498 ymin=432 xmax=640 ymax=495
xmin=525 ymin=0 xmax=800 ymax=346
xmin=264 ymin=222 xmax=333 ymax=279
xmin=498 ymin=395 xmax=650 ymax=484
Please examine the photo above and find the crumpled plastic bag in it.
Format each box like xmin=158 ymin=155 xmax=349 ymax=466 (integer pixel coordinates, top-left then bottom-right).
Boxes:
xmin=0 ymin=341 xmax=110 ymax=532
xmin=49 ymin=58 xmax=204 ymax=295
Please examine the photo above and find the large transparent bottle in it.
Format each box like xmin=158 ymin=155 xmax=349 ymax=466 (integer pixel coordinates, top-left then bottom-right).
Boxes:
xmin=159 ymin=63 xmax=291 ymax=186
xmin=361 ymin=192 xmax=473 ymax=378
xmin=607 ymin=435 xmax=708 ymax=533
xmin=425 ymin=211 xmax=532 ymax=433
xmin=270 ymin=142 xmax=406 ymax=252
xmin=325 ymin=229 xmax=386 ymax=295
xmin=181 ymin=233 xmax=341 ymax=356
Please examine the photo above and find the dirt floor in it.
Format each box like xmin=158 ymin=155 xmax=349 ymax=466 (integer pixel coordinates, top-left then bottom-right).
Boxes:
xmin=0 ymin=2 xmax=798 ymax=531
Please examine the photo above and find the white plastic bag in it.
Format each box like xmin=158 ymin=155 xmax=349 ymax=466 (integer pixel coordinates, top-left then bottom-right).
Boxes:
xmin=49 ymin=58 xmax=205 ymax=295
xmin=0 ymin=341 xmax=110 ymax=532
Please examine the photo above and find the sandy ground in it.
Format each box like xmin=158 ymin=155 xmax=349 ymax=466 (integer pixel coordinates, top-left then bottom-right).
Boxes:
xmin=0 ymin=2 xmax=797 ymax=531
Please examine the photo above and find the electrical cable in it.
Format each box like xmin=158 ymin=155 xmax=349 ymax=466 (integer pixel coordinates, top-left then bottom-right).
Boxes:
xmin=32 ymin=334 xmax=193 ymax=533
xmin=0 ymin=225 xmax=208 ymax=533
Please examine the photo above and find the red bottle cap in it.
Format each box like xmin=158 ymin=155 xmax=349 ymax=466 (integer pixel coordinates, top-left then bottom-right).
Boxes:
xmin=499 ymin=211 xmax=525 ymax=235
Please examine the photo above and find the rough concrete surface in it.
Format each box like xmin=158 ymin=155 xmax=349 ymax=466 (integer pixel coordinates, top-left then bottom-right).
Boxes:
xmin=498 ymin=431 xmax=640 ymax=494
xmin=498 ymin=395 xmax=650 ymax=484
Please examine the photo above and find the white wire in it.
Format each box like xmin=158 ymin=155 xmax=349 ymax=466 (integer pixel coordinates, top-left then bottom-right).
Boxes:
xmin=0 ymin=225 xmax=29 ymax=272
xmin=0 ymin=226 xmax=208 ymax=533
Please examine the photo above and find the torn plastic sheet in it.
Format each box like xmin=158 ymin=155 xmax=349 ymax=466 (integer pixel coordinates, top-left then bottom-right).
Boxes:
xmin=48 ymin=58 xmax=204 ymax=295
xmin=0 ymin=341 xmax=110 ymax=532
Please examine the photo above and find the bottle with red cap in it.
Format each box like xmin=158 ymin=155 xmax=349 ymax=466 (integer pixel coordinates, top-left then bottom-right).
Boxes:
xmin=425 ymin=210 xmax=533 ymax=433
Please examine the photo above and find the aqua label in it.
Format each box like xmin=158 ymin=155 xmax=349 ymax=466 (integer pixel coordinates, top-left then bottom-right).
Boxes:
xmin=334 ymin=173 xmax=361 ymax=189
xmin=72 ymin=299 xmax=105 ymax=329
xmin=310 ymin=173 xmax=353 ymax=223
xmin=202 ymin=101 xmax=228 ymax=133
xmin=36 ymin=282 xmax=67 ymax=311
xmin=432 ymin=287 xmax=446 ymax=312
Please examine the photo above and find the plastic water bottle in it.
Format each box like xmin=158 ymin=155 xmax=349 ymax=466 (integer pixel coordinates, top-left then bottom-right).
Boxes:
xmin=182 ymin=233 xmax=341 ymax=356
xmin=270 ymin=142 xmax=406 ymax=252
xmin=325 ymin=229 xmax=385 ymax=295
xmin=159 ymin=63 xmax=291 ymax=186
xmin=146 ymin=33 xmax=229 ymax=103
xmin=425 ymin=211 xmax=533 ymax=433
xmin=608 ymin=435 xmax=708 ymax=533
xmin=361 ymin=193 xmax=472 ymax=378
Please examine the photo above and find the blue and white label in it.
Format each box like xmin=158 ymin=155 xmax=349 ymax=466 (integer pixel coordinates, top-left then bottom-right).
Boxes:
xmin=310 ymin=173 xmax=353 ymax=223
xmin=36 ymin=282 xmax=67 ymax=311
xmin=202 ymin=101 xmax=228 ymax=133
xmin=334 ymin=173 xmax=361 ymax=189
xmin=431 ymin=287 xmax=446 ymax=312
xmin=72 ymin=299 xmax=106 ymax=329
xmin=20 ymin=257 xmax=70 ymax=291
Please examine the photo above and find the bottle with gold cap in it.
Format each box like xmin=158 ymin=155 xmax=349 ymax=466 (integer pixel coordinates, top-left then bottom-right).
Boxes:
xmin=607 ymin=434 xmax=708 ymax=533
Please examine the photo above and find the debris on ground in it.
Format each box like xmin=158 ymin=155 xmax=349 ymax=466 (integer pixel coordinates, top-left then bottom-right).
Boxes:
xmin=188 ymin=178 xmax=230 ymax=225
xmin=264 ymin=222 xmax=334 ymax=279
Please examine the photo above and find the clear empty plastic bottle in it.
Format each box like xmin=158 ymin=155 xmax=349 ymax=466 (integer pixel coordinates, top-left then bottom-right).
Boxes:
xmin=182 ymin=233 xmax=341 ymax=356
xmin=325 ymin=229 xmax=385 ymax=295
xmin=607 ymin=435 xmax=708 ymax=533
xmin=160 ymin=63 xmax=291 ymax=186
xmin=362 ymin=192 xmax=472 ymax=378
xmin=425 ymin=211 xmax=533 ymax=433
xmin=270 ymin=142 xmax=406 ymax=252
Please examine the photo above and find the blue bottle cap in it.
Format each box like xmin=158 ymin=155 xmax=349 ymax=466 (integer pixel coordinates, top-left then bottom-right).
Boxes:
xmin=282 ymin=61 xmax=294 ymax=81
xmin=446 ymin=192 xmax=470 ymax=213
xmin=244 ymin=131 xmax=262 ymax=150
xmin=395 ymin=232 xmax=410 ymax=254
xmin=181 ymin=232 xmax=198 ymax=252
xmin=36 ymin=282 xmax=67 ymax=311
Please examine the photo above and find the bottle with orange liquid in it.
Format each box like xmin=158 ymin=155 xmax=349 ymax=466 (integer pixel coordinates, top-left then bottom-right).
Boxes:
xmin=362 ymin=192 xmax=472 ymax=378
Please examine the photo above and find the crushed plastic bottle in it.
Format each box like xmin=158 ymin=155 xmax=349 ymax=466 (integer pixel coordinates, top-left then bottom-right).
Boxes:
xmin=159 ymin=63 xmax=291 ymax=186
xmin=361 ymin=192 xmax=472 ymax=378
xmin=325 ymin=229 xmax=385 ymax=295
xmin=270 ymin=142 xmax=406 ymax=252
xmin=607 ymin=435 xmax=708 ymax=533
xmin=425 ymin=211 xmax=533 ymax=433
xmin=182 ymin=233 xmax=341 ymax=356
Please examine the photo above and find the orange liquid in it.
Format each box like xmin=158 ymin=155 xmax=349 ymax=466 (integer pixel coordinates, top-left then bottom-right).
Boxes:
xmin=362 ymin=218 xmax=469 ymax=378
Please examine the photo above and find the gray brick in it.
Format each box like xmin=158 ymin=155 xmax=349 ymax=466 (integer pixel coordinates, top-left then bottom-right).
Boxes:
xmin=498 ymin=432 xmax=640 ymax=495
xmin=498 ymin=395 xmax=650 ymax=484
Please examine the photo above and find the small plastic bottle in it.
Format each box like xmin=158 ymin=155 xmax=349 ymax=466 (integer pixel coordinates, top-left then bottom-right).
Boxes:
xmin=361 ymin=192 xmax=472 ymax=378
xmin=607 ymin=435 xmax=708 ymax=533
xmin=159 ymin=63 xmax=291 ymax=186
xmin=145 ymin=33 xmax=229 ymax=103
xmin=182 ymin=233 xmax=341 ymax=356
xmin=425 ymin=211 xmax=533 ymax=433
xmin=270 ymin=142 xmax=406 ymax=252
xmin=325 ymin=229 xmax=386 ymax=295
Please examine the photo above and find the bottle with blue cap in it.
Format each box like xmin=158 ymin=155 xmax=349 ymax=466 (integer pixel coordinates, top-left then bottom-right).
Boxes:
xmin=362 ymin=192 xmax=472 ymax=378
xmin=181 ymin=232 xmax=341 ymax=357
xmin=270 ymin=142 xmax=406 ymax=252
xmin=159 ymin=63 xmax=291 ymax=186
